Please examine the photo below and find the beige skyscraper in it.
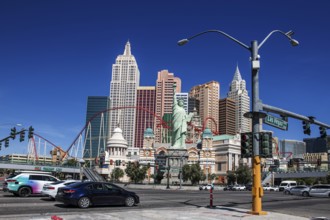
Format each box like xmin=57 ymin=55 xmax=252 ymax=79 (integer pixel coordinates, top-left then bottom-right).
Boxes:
xmin=227 ymin=66 xmax=251 ymax=133
xmin=189 ymin=81 xmax=220 ymax=133
xmin=108 ymin=41 xmax=140 ymax=148
xmin=154 ymin=70 xmax=181 ymax=143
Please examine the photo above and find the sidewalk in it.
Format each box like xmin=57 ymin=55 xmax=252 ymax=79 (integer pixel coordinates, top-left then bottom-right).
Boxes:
xmin=1 ymin=206 xmax=317 ymax=220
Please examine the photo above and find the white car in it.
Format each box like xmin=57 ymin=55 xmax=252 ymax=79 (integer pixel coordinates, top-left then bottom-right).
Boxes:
xmin=42 ymin=180 xmax=80 ymax=200
xmin=269 ymin=186 xmax=279 ymax=191
xmin=232 ymin=185 xmax=246 ymax=191
xmin=199 ymin=184 xmax=214 ymax=190
xmin=263 ymin=185 xmax=272 ymax=191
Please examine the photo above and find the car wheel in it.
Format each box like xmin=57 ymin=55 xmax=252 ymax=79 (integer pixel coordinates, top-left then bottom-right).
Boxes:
xmin=18 ymin=187 xmax=31 ymax=197
xmin=78 ymin=197 xmax=91 ymax=208
xmin=125 ymin=196 xmax=135 ymax=207
xmin=302 ymin=191 xmax=309 ymax=197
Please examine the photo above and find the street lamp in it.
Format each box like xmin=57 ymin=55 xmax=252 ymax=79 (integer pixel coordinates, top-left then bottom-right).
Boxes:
xmin=178 ymin=29 xmax=298 ymax=215
xmin=79 ymin=159 xmax=85 ymax=181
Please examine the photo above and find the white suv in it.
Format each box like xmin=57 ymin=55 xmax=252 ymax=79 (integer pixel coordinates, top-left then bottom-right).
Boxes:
xmin=4 ymin=172 xmax=59 ymax=197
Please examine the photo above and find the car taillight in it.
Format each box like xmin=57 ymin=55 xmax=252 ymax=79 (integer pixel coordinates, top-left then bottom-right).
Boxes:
xmin=63 ymin=189 xmax=76 ymax=193
xmin=47 ymin=187 xmax=55 ymax=190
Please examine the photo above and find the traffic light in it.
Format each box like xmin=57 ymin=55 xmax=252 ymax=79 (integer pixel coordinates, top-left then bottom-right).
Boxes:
xmin=28 ymin=126 xmax=34 ymax=139
xmin=302 ymin=121 xmax=311 ymax=135
xmin=317 ymin=158 xmax=321 ymax=166
xmin=115 ymin=160 xmax=121 ymax=166
xmin=19 ymin=130 xmax=25 ymax=142
xmin=274 ymin=159 xmax=280 ymax=167
xmin=99 ymin=156 xmax=104 ymax=166
xmin=319 ymin=126 xmax=327 ymax=139
xmin=241 ymin=132 xmax=253 ymax=158
xmin=5 ymin=139 xmax=9 ymax=148
xmin=10 ymin=127 xmax=16 ymax=139
xmin=259 ymin=132 xmax=273 ymax=158
xmin=288 ymin=159 xmax=293 ymax=167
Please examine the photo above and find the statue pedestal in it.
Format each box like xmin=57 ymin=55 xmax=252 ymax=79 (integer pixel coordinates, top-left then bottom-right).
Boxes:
xmin=161 ymin=148 xmax=189 ymax=186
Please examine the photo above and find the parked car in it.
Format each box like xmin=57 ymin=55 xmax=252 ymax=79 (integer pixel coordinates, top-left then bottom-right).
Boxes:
xmin=4 ymin=172 xmax=59 ymax=197
xmin=263 ymin=185 xmax=272 ymax=191
xmin=245 ymin=184 xmax=252 ymax=191
xmin=232 ymin=184 xmax=246 ymax=191
xmin=279 ymin=180 xmax=297 ymax=192
xmin=288 ymin=185 xmax=310 ymax=197
xmin=41 ymin=180 xmax=80 ymax=200
xmin=223 ymin=185 xmax=234 ymax=191
xmin=269 ymin=186 xmax=279 ymax=192
xmin=55 ymin=182 xmax=140 ymax=208
xmin=199 ymin=184 xmax=214 ymax=190
xmin=308 ymin=184 xmax=330 ymax=198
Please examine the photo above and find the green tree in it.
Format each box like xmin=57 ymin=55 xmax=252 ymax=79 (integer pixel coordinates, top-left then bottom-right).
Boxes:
xmin=209 ymin=173 xmax=217 ymax=182
xmin=153 ymin=171 xmax=164 ymax=184
xmin=226 ymin=171 xmax=236 ymax=185
xmin=182 ymin=164 xmax=191 ymax=182
xmin=182 ymin=163 xmax=204 ymax=185
xmin=64 ymin=158 xmax=78 ymax=167
xmin=125 ymin=162 xmax=148 ymax=183
xmin=235 ymin=165 xmax=252 ymax=184
xmin=111 ymin=167 xmax=124 ymax=182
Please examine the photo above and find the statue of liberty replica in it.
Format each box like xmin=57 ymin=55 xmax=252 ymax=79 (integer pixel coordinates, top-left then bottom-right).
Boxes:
xmin=172 ymin=83 xmax=194 ymax=148
xmin=163 ymin=83 xmax=194 ymax=187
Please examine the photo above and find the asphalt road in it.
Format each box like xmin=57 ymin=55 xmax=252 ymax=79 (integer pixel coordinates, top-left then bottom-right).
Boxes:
xmin=0 ymin=189 xmax=329 ymax=219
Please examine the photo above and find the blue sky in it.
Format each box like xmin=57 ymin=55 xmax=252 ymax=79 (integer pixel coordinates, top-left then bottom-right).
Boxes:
xmin=0 ymin=0 xmax=329 ymax=156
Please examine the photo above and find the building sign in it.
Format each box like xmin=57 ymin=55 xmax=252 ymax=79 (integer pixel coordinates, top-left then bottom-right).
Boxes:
xmin=264 ymin=114 xmax=288 ymax=130
xmin=34 ymin=166 xmax=62 ymax=172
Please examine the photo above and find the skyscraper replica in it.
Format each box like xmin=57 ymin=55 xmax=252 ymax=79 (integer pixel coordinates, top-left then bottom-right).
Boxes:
xmin=84 ymin=96 xmax=110 ymax=159
xmin=108 ymin=41 xmax=140 ymax=148
xmin=154 ymin=70 xmax=181 ymax=143
xmin=219 ymin=98 xmax=236 ymax=135
xmin=134 ymin=86 xmax=156 ymax=148
xmin=227 ymin=66 xmax=251 ymax=133
xmin=189 ymin=81 xmax=220 ymax=133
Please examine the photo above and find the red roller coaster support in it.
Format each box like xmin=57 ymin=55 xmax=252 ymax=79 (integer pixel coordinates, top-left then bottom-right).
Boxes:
xmin=202 ymin=117 xmax=219 ymax=135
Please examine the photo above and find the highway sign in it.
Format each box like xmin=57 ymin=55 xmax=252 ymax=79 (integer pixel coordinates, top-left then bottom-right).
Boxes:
xmin=264 ymin=114 xmax=288 ymax=130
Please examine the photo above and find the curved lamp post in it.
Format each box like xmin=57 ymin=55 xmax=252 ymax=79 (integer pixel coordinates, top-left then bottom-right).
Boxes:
xmin=178 ymin=29 xmax=298 ymax=215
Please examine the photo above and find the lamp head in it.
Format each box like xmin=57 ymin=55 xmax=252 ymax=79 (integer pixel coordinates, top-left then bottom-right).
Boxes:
xmin=285 ymin=30 xmax=294 ymax=37
xmin=177 ymin=39 xmax=189 ymax=46
xmin=290 ymin=39 xmax=299 ymax=46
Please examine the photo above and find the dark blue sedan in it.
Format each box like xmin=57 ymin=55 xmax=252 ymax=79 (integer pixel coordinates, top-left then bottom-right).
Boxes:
xmin=55 ymin=182 xmax=139 ymax=208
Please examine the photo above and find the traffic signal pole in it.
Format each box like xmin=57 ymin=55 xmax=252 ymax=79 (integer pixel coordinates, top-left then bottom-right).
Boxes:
xmin=250 ymin=41 xmax=267 ymax=215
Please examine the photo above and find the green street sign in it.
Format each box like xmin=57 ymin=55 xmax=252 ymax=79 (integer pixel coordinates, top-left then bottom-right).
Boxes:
xmin=264 ymin=114 xmax=288 ymax=130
